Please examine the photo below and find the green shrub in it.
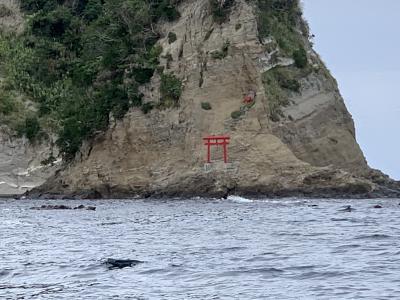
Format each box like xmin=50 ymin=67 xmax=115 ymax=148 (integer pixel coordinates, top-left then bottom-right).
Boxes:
xmin=83 ymin=0 xmax=103 ymax=21
xmin=211 ymin=40 xmax=230 ymax=59
xmin=293 ymin=47 xmax=308 ymax=68
xmin=151 ymin=0 xmax=181 ymax=21
xmin=160 ymin=73 xmax=182 ymax=107
xmin=20 ymin=0 xmax=57 ymax=14
xmin=141 ymin=102 xmax=154 ymax=114
xmin=243 ymin=100 xmax=256 ymax=110
xmin=132 ymin=68 xmax=155 ymax=84
xmin=168 ymin=32 xmax=177 ymax=44
xmin=272 ymin=68 xmax=300 ymax=92
xmin=0 ymin=92 xmax=15 ymax=115
xmin=31 ymin=7 xmax=73 ymax=38
xmin=256 ymin=0 xmax=303 ymax=56
xmin=254 ymin=1 xmax=310 ymax=121
xmin=211 ymin=51 xmax=224 ymax=60
xmin=231 ymin=110 xmax=243 ymax=119
xmin=281 ymin=78 xmax=300 ymax=91
xmin=17 ymin=115 xmax=41 ymax=142
xmin=201 ymin=102 xmax=212 ymax=110
xmin=56 ymin=116 xmax=84 ymax=159
xmin=1 ymin=0 xmax=181 ymax=158
xmin=262 ymin=68 xmax=290 ymax=122
xmin=210 ymin=0 xmax=235 ymax=24
xmin=147 ymin=44 xmax=163 ymax=66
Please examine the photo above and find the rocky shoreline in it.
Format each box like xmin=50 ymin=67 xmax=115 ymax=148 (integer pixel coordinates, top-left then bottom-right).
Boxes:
xmin=24 ymin=177 xmax=400 ymax=200
xmin=23 ymin=161 xmax=400 ymax=200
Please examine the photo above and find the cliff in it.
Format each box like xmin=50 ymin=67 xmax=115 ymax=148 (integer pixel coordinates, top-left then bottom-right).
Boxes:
xmin=0 ymin=126 xmax=59 ymax=196
xmin=0 ymin=0 xmax=59 ymax=195
xmin=30 ymin=0 xmax=399 ymax=198
xmin=1 ymin=0 xmax=399 ymax=198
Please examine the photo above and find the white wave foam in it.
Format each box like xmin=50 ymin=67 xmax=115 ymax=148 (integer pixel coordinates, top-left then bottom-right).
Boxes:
xmin=227 ymin=195 xmax=254 ymax=203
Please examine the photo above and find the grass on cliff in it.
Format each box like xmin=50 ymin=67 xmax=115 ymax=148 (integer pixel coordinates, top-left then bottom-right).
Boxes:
xmin=210 ymin=0 xmax=235 ymax=24
xmin=0 ymin=0 xmax=180 ymax=159
xmin=255 ymin=0 xmax=312 ymax=121
xmin=159 ymin=73 xmax=182 ymax=108
xmin=256 ymin=0 xmax=308 ymax=60
xmin=211 ymin=40 xmax=230 ymax=60
xmin=262 ymin=66 xmax=312 ymax=121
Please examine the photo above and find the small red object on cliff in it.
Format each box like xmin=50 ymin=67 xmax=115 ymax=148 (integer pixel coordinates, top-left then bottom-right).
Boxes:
xmin=203 ymin=135 xmax=230 ymax=163
xmin=243 ymin=90 xmax=256 ymax=104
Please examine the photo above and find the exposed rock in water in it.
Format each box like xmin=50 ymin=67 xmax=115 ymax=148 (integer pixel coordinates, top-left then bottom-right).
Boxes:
xmin=30 ymin=204 xmax=72 ymax=210
xmin=30 ymin=204 xmax=96 ymax=211
xmin=105 ymin=259 xmax=143 ymax=269
xmin=3 ymin=0 xmax=399 ymax=199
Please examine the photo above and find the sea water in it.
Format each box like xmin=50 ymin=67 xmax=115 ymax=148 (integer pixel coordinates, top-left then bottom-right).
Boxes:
xmin=1 ymin=198 xmax=400 ymax=299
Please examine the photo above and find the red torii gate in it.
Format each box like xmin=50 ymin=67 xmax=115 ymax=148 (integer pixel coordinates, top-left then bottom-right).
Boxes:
xmin=203 ymin=135 xmax=230 ymax=163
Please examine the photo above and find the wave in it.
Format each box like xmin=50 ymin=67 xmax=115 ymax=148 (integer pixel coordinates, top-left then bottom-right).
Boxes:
xmin=227 ymin=195 xmax=254 ymax=203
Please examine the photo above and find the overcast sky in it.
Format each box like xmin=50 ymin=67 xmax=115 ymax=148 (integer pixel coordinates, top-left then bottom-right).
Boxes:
xmin=303 ymin=0 xmax=400 ymax=180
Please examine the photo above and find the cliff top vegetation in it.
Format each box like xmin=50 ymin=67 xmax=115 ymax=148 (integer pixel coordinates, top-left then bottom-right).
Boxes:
xmin=0 ymin=0 xmax=307 ymax=158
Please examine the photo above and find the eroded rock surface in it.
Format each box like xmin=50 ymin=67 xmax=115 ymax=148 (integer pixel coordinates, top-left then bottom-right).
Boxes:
xmin=0 ymin=127 xmax=60 ymax=196
xmin=0 ymin=0 xmax=24 ymax=33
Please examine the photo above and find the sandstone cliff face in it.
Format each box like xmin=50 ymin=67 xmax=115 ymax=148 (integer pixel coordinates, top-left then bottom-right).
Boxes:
xmin=0 ymin=126 xmax=60 ymax=195
xmin=30 ymin=0 xmax=397 ymax=198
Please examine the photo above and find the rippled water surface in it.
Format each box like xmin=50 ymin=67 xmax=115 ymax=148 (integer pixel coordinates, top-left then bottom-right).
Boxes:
xmin=1 ymin=197 xmax=400 ymax=299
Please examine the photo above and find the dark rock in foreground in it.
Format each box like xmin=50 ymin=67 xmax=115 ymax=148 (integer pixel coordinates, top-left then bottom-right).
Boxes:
xmin=30 ymin=204 xmax=96 ymax=211
xmin=106 ymin=259 xmax=142 ymax=269
xmin=30 ymin=204 xmax=71 ymax=210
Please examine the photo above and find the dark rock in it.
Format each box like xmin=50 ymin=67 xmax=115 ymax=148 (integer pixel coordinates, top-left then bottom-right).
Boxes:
xmin=30 ymin=204 xmax=96 ymax=211
xmin=373 ymin=205 xmax=383 ymax=209
xmin=308 ymin=204 xmax=318 ymax=207
xmin=30 ymin=204 xmax=72 ymax=210
xmin=55 ymin=205 xmax=71 ymax=210
xmin=101 ymin=222 xmax=123 ymax=226
xmin=73 ymin=205 xmax=86 ymax=209
xmin=105 ymin=258 xmax=142 ymax=269
xmin=339 ymin=205 xmax=354 ymax=212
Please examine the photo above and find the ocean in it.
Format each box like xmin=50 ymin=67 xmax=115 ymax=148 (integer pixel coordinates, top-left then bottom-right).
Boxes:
xmin=1 ymin=197 xmax=400 ymax=299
